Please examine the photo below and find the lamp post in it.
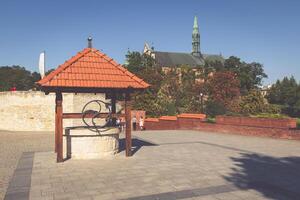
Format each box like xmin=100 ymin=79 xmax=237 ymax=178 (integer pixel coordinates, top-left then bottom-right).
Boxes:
xmin=200 ymin=92 xmax=203 ymax=113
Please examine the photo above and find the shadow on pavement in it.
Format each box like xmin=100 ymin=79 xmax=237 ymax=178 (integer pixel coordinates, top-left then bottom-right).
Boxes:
xmin=224 ymin=153 xmax=300 ymax=200
xmin=119 ymin=137 xmax=158 ymax=155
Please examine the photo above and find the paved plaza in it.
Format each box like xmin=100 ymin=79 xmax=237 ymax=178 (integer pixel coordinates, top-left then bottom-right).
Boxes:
xmin=1 ymin=130 xmax=300 ymax=200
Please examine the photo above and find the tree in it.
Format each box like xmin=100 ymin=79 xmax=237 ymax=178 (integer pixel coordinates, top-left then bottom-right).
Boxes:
xmin=240 ymin=90 xmax=280 ymax=115
xmin=125 ymin=51 xmax=154 ymax=75
xmin=224 ymin=56 xmax=267 ymax=94
xmin=125 ymin=51 xmax=165 ymax=116
xmin=266 ymin=76 xmax=300 ymax=117
xmin=0 ymin=66 xmax=40 ymax=91
xmin=206 ymin=71 xmax=241 ymax=111
xmin=267 ymin=76 xmax=299 ymax=106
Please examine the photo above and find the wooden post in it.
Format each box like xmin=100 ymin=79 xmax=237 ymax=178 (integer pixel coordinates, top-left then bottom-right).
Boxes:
xmin=111 ymin=93 xmax=116 ymax=126
xmin=125 ymin=93 xmax=132 ymax=157
xmin=55 ymin=103 xmax=58 ymax=153
xmin=55 ymin=92 xmax=63 ymax=162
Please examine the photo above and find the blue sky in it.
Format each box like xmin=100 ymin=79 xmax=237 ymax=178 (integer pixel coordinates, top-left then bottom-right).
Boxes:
xmin=0 ymin=0 xmax=299 ymax=84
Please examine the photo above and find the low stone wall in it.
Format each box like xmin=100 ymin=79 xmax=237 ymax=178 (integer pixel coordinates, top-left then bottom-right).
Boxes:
xmin=144 ymin=114 xmax=300 ymax=140
xmin=159 ymin=116 xmax=178 ymax=130
xmin=216 ymin=116 xmax=297 ymax=129
xmin=177 ymin=113 xmax=206 ymax=129
xmin=144 ymin=113 xmax=206 ymax=130
xmin=195 ymin=122 xmax=300 ymax=140
xmin=0 ymin=91 xmax=113 ymax=131
xmin=144 ymin=118 xmax=160 ymax=130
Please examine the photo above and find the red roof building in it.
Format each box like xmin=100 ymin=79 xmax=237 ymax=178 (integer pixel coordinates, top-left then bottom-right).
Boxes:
xmin=37 ymin=47 xmax=149 ymax=92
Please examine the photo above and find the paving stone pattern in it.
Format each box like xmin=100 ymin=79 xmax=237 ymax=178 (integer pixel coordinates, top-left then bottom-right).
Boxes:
xmin=2 ymin=130 xmax=300 ymax=200
xmin=0 ymin=131 xmax=53 ymax=200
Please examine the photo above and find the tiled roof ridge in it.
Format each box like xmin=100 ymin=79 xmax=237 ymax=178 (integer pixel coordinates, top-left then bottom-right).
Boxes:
xmin=38 ymin=48 xmax=91 ymax=85
xmin=37 ymin=47 xmax=149 ymax=89
xmin=93 ymin=50 xmax=149 ymax=88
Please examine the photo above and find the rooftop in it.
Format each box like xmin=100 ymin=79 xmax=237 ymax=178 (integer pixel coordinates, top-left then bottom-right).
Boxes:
xmin=38 ymin=47 xmax=149 ymax=91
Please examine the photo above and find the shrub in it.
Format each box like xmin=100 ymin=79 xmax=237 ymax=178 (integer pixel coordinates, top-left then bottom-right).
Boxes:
xmin=281 ymin=106 xmax=300 ymax=118
xmin=240 ymin=90 xmax=281 ymax=115
xmin=206 ymin=117 xmax=216 ymax=123
xmin=205 ymin=101 xmax=226 ymax=117
xmin=253 ymin=113 xmax=288 ymax=119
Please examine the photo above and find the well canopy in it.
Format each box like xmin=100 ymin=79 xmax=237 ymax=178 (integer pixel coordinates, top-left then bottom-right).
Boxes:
xmin=37 ymin=47 xmax=149 ymax=93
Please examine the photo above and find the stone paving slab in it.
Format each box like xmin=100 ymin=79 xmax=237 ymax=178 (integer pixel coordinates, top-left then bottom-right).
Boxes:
xmin=3 ymin=130 xmax=300 ymax=200
xmin=0 ymin=131 xmax=53 ymax=200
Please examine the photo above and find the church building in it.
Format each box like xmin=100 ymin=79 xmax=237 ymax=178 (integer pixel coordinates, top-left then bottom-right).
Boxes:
xmin=143 ymin=16 xmax=224 ymax=68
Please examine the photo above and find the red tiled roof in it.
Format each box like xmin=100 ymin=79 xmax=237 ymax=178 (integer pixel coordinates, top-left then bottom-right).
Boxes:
xmin=37 ymin=48 xmax=149 ymax=89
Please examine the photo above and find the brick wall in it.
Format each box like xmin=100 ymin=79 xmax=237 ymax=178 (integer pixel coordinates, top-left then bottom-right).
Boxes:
xmin=144 ymin=114 xmax=300 ymax=140
xmin=216 ymin=116 xmax=297 ymax=129
xmin=177 ymin=114 xmax=206 ymax=130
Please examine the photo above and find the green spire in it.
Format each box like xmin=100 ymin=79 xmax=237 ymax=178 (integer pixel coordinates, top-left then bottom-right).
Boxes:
xmin=192 ymin=16 xmax=200 ymax=56
xmin=193 ymin=16 xmax=198 ymax=30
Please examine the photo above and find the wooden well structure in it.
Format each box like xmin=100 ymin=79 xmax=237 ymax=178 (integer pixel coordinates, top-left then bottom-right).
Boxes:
xmin=37 ymin=40 xmax=149 ymax=162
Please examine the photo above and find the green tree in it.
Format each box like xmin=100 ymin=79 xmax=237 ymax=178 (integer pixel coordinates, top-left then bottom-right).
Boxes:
xmin=224 ymin=56 xmax=267 ymax=94
xmin=266 ymin=76 xmax=300 ymax=117
xmin=0 ymin=66 xmax=40 ymax=91
xmin=240 ymin=90 xmax=280 ymax=115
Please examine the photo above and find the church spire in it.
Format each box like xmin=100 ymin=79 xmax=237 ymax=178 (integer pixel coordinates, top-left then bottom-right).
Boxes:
xmin=192 ymin=16 xmax=200 ymax=56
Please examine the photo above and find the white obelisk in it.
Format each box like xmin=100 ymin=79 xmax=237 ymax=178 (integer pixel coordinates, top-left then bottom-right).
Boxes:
xmin=39 ymin=51 xmax=45 ymax=78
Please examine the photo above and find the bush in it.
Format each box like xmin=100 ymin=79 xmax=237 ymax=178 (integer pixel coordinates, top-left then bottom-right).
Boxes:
xmin=263 ymin=104 xmax=281 ymax=114
xmin=281 ymin=106 xmax=300 ymax=118
xmin=253 ymin=113 xmax=288 ymax=119
xmin=206 ymin=117 xmax=216 ymax=123
xmin=205 ymin=101 xmax=226 ymax=117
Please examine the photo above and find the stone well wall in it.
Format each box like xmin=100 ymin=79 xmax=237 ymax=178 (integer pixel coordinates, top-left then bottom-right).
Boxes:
xmin=0 ymin=91 xmax=113 ymax=131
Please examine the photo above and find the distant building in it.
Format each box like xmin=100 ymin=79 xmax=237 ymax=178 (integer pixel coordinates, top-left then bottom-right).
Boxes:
xmin=260 ymin=84 xmax=272 ymax=97
xmin=143 ymin=16 xmax=224 ymax=69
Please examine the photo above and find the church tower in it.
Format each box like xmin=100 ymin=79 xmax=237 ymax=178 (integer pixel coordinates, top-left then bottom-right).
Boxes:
xmin=192 ymin=16 xmax=201 ymax=57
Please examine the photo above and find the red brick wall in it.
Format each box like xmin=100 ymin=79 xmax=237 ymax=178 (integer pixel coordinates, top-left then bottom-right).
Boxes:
xmin=216 ymin=116 xmax=297 ymax=129
xmin=195 ymin=122 xmax=300 ymax=140
xmin=144 ymin=114 xmax=300 ymax=140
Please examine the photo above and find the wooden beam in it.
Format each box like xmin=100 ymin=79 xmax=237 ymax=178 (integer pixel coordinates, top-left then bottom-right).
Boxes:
xmin=55 ymin=92 xmax=63 ymax=162
xmin=125 ymin=93 xmax=132 ymax=157
xmin=111 ymin=93 xmax=117 ymax=126
xmin=55 ymin=99 xmax=58 ymax=153
xmin=42 ymin=86 xmax=145 ymax=94
xmin=62 ymin=113 xmax=125 ymax=119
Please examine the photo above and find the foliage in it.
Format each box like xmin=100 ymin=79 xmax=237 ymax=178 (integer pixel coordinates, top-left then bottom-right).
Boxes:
xmin=267 ymin=76 xmax=299 ymax=106
xmin=224 ymin=56 xmax=267 ymax=94
xmin=0 ymin=66 xmax=41 ymax=91
xmin=206 ymin=117 xmax=216 ymax=123
xmin=206 ymin=71 xmax=240 ymax=111
xmin=239 ymin=90 xmax=280 ymax=115
xmin=266 ymin=76 xmax=300 ymax=117
xmin=124 ymin=51 xmax=284 ymax=119
xmin=125 ymin=51 xmax=154 ymax=75
xmin=297 ymin=118 xmax=300 ymax=129
xmin=205 ymin=100 xmax=226 ymax=117
xmin=253 ymin=113 xmax=288 ymax=119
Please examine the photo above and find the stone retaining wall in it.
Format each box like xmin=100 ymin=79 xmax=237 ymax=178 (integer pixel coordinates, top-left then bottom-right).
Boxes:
xmin=144 ymin=114 xmax=300 ymax=140
xmin=0 ymin=91 xmax=109 ymax=131
xmin=216 ymin=116 xmax=297 ymax=129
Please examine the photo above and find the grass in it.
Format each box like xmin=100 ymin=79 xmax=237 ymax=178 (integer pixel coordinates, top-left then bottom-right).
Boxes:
xmin=252 ymin=113 xmax=289 ymax=119
xmin=206 ymin=117 xmax=216 ymax=123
